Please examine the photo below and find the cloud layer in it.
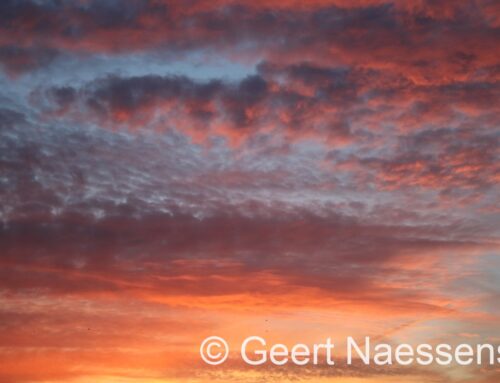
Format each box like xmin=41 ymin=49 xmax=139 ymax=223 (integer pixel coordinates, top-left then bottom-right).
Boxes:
xmin=0 ymin=1 xmax=499 ymax=382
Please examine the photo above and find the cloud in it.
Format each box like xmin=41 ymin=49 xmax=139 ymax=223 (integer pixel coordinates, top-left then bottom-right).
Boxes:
xmin=1 ymin=0 xmax=498 ymax=83
xmin=1 ymin=209 xmax=495 ymax=314
xmin=0 ymin=1 xmax=498 ymax=382
xmin=0 ymin=45 xmax=59 ymax=76
xmin=338 ymin=127 xmax=500 ymax=192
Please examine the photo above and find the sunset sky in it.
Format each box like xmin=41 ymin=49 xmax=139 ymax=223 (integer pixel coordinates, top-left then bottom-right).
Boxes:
xmin=0 ymin=1 xmax=499 ymax=382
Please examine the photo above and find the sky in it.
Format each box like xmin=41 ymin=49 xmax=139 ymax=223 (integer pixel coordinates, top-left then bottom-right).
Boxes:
xmin=0 ymin=0 xmax=499 ymax=382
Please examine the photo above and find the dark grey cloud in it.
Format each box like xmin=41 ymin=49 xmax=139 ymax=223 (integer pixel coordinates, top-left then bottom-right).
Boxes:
xmin=0 ymin=45 xmax=59 ymax=75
